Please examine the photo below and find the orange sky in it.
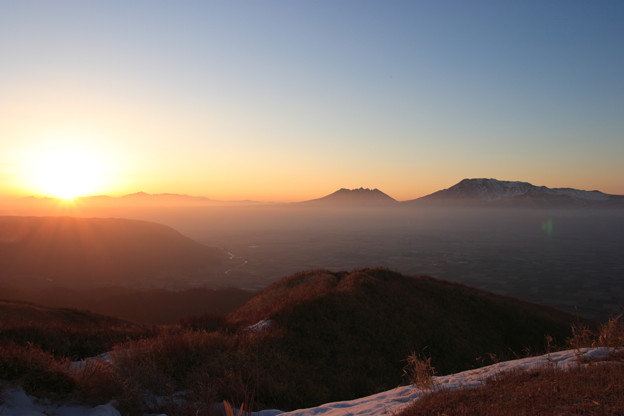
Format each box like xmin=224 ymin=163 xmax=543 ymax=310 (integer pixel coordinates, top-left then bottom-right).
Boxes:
xmin=1 ymin=2 xmax=623 ymax=202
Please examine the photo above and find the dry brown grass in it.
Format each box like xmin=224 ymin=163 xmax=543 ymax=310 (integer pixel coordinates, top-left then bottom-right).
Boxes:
xmin=0 ymin=300 xmax=156 ymax=360
xmin=568 ymin=315 xmax=624 ymax=349
xmin=0 ymin=343 xmax=75 ymax=397
xmin=402 ymin=351 xmax=436 ymax=389
xmin=399 ymin=316 xmax=624 ymax=416
xmin=400 ymin=354 xmax=624 ymax=416
xmin=597 ymin=315 xmax=624 ymax=347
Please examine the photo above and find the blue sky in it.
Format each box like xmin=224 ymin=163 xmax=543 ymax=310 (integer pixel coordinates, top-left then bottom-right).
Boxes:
xmin=1 ymin=1 xmax=622 ymax=200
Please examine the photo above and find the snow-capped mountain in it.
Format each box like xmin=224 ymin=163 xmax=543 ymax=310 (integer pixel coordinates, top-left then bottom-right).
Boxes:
xmin=408 ymin=178 xmax=624 ymax=207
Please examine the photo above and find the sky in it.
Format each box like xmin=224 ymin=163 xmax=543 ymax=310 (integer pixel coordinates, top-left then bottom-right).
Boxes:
xmin=1 ymin=0 xmax=623 ymax=202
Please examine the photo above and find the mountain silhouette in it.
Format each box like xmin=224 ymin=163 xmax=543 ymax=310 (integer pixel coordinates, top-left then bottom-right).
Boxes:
xmin=302 ymin=188 xmax=397 ymax=206
xmin=406 ymin=178 xmax=624 ymax=207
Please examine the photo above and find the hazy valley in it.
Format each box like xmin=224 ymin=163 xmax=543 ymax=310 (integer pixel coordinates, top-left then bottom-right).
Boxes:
xmin=2 ymin=179 xmax=623 ymax=323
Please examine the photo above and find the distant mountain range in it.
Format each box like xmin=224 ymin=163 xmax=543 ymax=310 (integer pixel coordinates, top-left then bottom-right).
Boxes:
xmin=303 ymin=180 xmax=623 ymax=208
xmin=17 ymin=192 xmax=259 ymax=208
xmin=406 ymin=178 xmax=624 ymax=207
xmin=16 ymin=179 xmax=624 ymax=209
xmin=85 ymin=192 xmax=216 ymax=205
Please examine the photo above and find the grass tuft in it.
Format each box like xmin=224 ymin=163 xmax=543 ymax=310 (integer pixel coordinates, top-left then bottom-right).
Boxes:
xmin=403 ymin=350 xmax=436 ymax=389
xmin=568 ymin=314 xmax=624 ymax=349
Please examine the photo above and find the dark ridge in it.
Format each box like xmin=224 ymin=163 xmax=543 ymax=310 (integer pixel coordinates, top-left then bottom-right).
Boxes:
xmin=0 ymin=286 xmax=256 ymax=325
xmin=0 ymin=298 xmax=134 ymax=327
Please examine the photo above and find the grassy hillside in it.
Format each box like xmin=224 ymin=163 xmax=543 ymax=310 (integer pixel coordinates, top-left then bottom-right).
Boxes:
xmin=0 ymin=269 xmax=608 ymax=414
xmin=0 ymin=216 xmax=227 ymax=288
xmin=223 ymin=268 xmax=578 ymax=408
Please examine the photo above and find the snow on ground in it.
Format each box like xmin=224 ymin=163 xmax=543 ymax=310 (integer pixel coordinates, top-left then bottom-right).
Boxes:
xmin=274 ymin=347 xmax=617 ymax=416
xmin=0 ymin=348 xmax=619 ymax=416
xmin=244 ymin=319 xmax=273 ymax=333
xmin=0 ymin=385 xmax=120 ymax=416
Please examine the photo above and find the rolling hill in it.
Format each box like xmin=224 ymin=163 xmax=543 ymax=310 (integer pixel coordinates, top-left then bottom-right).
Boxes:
xmin=225 ymin=268 xmax=580 ymax=409
xmin=0 ymin=286 xmax=256 ymax=325
xmin=0 ymin=216 xmax=228 ymax=289
xmin=0 ymin=299 xmax=133 ymax=327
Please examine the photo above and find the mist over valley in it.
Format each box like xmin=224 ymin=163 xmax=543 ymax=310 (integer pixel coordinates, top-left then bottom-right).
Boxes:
xmin=3 ymin=179 xmax=623 ymax=322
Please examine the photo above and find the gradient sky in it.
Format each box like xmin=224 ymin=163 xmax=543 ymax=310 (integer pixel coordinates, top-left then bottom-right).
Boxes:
xmin=1 ymin=0 xmax=623 ymax=201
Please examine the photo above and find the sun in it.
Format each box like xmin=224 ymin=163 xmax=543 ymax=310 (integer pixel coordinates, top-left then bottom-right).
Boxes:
xmin=24 ymin=145 xmax=111 ymax=200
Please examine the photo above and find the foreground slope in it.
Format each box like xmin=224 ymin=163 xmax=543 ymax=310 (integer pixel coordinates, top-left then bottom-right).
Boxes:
xmin=0 ymin=269 xmax=608 ymax=415
xmin=0 ymin=299 xmax=152 ymax=359
xmin=0 ymin=216 xmax=227 ymax=289
xmin=279 ymin=348 xmax=621 ymax=416
xmin=1 ymin=348 xmax=620 ymax=416
xmin=227 ymin=268 xmax=578 ymax=408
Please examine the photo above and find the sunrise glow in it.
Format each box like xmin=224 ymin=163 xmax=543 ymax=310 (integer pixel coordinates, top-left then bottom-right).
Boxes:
xmin=20 ymin=144 xmax=113 ymax=200
xmin=0 ymin=2 xmax=622 ymax=202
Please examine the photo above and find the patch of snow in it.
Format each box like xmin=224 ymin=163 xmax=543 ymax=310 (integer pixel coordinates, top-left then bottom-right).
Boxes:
xmin=255 ymin=410 xmax=284 ymax=416
xmin=67 ymin=352 xmax=117 ymax=373
xmin=0 ymin=385 xmax=120 ymax=416
xmin=212 ymin=402 xmax=282 ymax=416
xmin=452 ymin=179 xmax=536 ymax=200
xmin=551 ymin=188 xmax=610 ymax=201
xmin=244 ymin=319 xmax=273 ymax=333
xmin=449 ymin=178 xmax=614 ymax=202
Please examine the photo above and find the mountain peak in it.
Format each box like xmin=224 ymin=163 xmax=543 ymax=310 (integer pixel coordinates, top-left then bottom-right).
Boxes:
xmin=303 ymin=187 xmax=397 ymax=205
xmin=409 ymin=178 xmax=622 ymax=207
xmin=443 ymin=178 xmax=538 ymax=200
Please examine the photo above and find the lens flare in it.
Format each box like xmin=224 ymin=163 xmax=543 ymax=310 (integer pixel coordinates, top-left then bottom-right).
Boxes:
xmin=21 ymin=143 xmax=113 ymax=199
xmin=541 ymin=219 xmax=554 ymax=236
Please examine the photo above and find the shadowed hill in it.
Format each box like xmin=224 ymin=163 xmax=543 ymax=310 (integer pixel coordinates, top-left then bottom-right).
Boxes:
xmin=226 ymin=268 xmax=580 ymax=409
xmin=0 ymin=299 xmax=133 ymax=327
xmin=0 ymin=286 xmax=256 ymax=325
xmin=0 ymin=216 xmax=227 ymax=289
xmin=0 ymin=299 xmax=154 ymax=359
